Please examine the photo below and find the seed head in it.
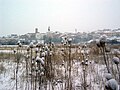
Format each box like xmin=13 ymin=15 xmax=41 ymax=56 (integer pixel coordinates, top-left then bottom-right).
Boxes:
xmin=112 ymin=57 xmax=119 ymax=65
xmin=29 ymin=42 xmax=34 ymax=48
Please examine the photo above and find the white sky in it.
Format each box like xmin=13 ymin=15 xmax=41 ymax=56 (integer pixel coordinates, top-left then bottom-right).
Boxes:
xmin=0 ymin=0 xmax=120 ymax=36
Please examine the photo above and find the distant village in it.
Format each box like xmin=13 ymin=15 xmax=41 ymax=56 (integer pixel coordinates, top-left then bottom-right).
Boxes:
xmin=0 ymin=27 xmax=120 ymax=45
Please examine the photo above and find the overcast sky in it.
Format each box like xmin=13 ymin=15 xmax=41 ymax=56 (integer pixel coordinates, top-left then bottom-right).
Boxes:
xmin=0 ymin=0 xmax=120 ymax=36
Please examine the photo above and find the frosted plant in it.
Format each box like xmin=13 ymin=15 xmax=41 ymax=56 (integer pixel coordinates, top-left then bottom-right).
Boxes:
xmin=105 ymin=79 xmax=119 ymax=90
xmin=112 ymin=57 xmax=119 ymax=65
xmin=105 ymin=73 xmax=113 ymax=81
xmin=29 ymin=42 xmax=34 ymax=48
xmin=36 ymin=56 xmax=45 ymax=66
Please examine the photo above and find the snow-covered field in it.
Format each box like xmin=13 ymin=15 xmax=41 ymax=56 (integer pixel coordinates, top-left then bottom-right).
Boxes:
xmin=0 ymin=45 xmax=119 ymax=90
xmin=0 ymin=58 xmax=108 ymax=90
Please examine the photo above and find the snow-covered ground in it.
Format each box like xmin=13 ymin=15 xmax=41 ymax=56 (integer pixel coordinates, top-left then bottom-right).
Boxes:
xmin=0 ymin=47 xmax=119 ymax=90
xmin=0 ymin=57 xmax=109 ymax=90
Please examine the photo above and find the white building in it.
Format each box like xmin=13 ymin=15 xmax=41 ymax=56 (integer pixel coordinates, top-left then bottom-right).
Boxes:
xmin=36 ymin=33 xmax=45 ymax=40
